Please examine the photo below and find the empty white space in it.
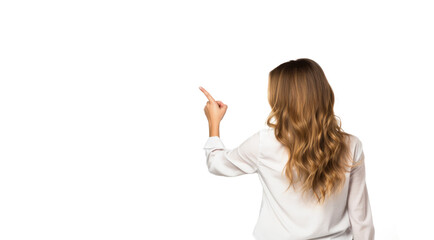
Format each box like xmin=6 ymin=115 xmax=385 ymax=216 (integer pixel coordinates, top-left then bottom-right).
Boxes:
xmin=0 ymin=0 xmax=432 ymax=239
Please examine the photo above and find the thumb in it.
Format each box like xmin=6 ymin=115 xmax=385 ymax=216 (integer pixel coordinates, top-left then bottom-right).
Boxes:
xmin=216 ymin=101 xmax=224 ymax=108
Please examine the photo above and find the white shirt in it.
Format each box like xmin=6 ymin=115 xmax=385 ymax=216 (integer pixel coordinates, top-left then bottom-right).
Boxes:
xmin=203 ymin=127 xmax=375 ymax=240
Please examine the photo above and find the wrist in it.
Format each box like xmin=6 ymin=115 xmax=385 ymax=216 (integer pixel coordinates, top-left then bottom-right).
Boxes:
xmin=209 ymin=121 xmax=220 ymax=127
xmin=209 ymin=122 xmax=220 ymax=137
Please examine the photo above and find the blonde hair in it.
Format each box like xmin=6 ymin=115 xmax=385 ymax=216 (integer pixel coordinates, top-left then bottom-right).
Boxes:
xmin=266 ymin=58 xmax=361 ymax=204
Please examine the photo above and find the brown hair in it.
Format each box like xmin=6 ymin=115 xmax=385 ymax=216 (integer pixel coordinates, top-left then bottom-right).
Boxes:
xmin=266 ymin=58 xmax=360 ymax=204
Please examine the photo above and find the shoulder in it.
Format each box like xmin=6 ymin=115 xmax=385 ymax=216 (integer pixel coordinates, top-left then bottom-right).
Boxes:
xmin=345 ymin=133 xmax=364 ymax=162
xmin=255 ymin=127 xmax=280 ymax=150
xmin=243 ymin=128 xmax=274 ymax=145
xmin=254 ymin=127 xmax=274 ymax=141
xmin=259 ymin=127 xmax=274 ymax=136
xmin=241 ymin=128 xmax=264 ymax=144
xmin=347 ymin=133 xmax=362 ymax=146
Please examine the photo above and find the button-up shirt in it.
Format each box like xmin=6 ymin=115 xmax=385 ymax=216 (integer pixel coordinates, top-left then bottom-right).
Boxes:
xmin=203 ymin=127 xmax=375 ymax=240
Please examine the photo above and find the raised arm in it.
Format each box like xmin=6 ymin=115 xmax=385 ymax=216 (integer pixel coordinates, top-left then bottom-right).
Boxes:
xmin=203 ymin=131 xmax=261 ymax=177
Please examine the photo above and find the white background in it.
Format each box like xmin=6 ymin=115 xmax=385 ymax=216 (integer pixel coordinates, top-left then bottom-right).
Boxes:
xmin=1 ymin=1 xmax=433 ymax=239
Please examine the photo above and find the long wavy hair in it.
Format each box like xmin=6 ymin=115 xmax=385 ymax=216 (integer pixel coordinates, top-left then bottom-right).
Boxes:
xmin=266 ymin=58 xmax=360 ymax=204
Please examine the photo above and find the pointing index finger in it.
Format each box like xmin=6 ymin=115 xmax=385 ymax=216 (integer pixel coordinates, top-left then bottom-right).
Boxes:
xmin=199 ymin=86 xmax=216 ymax=102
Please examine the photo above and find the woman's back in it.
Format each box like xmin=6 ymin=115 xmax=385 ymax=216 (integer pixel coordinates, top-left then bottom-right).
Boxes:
xmin=203 ymin=127 xmax=374 ymax=240
xmin=252 ymin=128 xmax=374 ymax=240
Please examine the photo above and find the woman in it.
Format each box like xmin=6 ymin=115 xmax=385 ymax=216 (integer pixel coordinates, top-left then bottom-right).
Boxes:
xmin=199 ymin=58 xmax=375 ymax=240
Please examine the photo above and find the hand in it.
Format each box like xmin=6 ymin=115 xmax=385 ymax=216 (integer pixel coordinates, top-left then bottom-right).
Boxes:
xmin=199 ymin=86 xmax=228 ymax=126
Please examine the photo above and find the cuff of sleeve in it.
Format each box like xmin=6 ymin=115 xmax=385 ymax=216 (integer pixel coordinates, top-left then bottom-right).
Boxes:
xmin=203 ymin=136 xmax=225 ymax=149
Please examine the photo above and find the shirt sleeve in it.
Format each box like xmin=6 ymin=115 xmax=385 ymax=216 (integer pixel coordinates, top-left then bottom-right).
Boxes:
xmin=202 ymin=131 xmax=261 ymax=177
xmin=347 ymin=139 xmax=375 ymax=240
